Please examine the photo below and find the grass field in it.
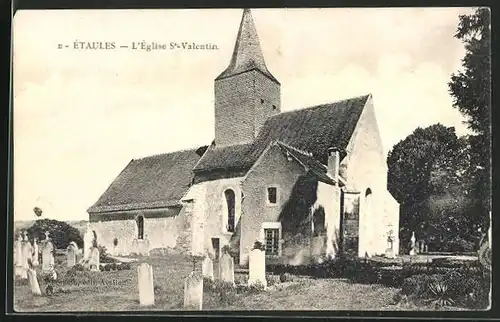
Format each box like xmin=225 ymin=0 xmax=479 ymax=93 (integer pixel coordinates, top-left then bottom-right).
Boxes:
xmin=13 ymin=252 xmax=464 ymax=312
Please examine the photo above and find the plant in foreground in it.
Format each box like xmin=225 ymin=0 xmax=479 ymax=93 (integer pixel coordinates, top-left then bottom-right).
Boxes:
xmin=427 ymin=281 xmax=455 ymax=308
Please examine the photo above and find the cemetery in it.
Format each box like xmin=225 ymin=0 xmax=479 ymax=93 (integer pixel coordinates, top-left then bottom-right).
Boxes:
xmin=13 ymin=224 xmax=491 ymax=312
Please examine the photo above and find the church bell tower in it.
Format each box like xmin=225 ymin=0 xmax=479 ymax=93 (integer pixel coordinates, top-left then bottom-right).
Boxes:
xmin=214 ymin=9 xmax=281 ymax=147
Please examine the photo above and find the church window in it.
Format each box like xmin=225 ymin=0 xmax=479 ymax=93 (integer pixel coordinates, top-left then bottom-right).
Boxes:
xmin=260 ymin=99 xmax=264 ymax=104
xmin=272 ymin=105 xmax=277 ymax=110
xmin=264 ymin=228 xmax=280 ymax=256
xmin=267 ymin=187 xmax=277 ymax=204
xmin=224 ymin=189 xmax=236 ymax=233
xmin=136 ymin=215 xmax=144 ymax=240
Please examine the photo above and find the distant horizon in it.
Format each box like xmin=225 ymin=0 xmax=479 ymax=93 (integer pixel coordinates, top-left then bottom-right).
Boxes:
xmin=13 ymin=8 xmax=476 ymax=221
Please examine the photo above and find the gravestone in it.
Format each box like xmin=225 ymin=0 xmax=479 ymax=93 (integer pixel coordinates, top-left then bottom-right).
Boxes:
xmin=67 ymin=244 xmax=77 ymax=267
xmin=218 ymin=253 xmax=235 ymax=286
xmin=83 ymin=224 xmax=94 ymax=261
xmin=248 ymin=248 xmax=266 ymax=288
xmin=202 ymin=256 xmax=214 ymax=280
xmin=419 ymin=241 xmax=425 ymax=254
xmin=424 ymin=244 xmax=428 ymax=253
xmin=32 ymin=239 xmax=39 ymax=266
xmin=137 ymin=263 xmax=154 ymax=306
xmin=88 ymin=247 xmax=100 ymax=271
xmin=42 ymin=237 xmax=54 ymax=272
xmin=184 ymin=271 xmax=203 ymax=310
xmin=21 ymin=237 xmax=33 ymax=279
xmin=27 ymin=268 xmax=42 ymax=295
xmin=14 ymin=234 xmax=24 ymax=278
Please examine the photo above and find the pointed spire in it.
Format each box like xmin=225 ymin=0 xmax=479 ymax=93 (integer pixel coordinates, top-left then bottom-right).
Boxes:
xmin=216 ymin=9 xmax=279 ymax=84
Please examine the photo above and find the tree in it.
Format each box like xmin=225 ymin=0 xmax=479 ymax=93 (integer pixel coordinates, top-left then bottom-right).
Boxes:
xmin=448 ymin=8 xmax=491 ymax=232
xmin=27 ymin=219 xmax=84 ymax=249
xmin=449 ymin=8 xmax=491 ymax=138
xmin=387 ymin=124 xmax=463 ymax=205
xmin=387 ymin=124 xmax=478 ymax=252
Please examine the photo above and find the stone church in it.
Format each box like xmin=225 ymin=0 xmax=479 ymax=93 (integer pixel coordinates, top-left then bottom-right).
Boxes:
xmin=87 ymin=9 xmax=400 ymax=266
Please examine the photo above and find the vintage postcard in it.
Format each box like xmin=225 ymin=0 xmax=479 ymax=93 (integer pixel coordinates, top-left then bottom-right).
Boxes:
xmin=11 ymin=7 xmax=491 ymax=313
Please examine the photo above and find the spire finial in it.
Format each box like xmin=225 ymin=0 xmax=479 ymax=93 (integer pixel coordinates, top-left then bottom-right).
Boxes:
xmin=216 ymin=8 xmax=279 ymax=84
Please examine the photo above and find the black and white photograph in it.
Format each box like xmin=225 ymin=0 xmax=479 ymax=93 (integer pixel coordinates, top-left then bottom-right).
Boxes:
xmin=11 ymin=7 xmax=491 ymax=312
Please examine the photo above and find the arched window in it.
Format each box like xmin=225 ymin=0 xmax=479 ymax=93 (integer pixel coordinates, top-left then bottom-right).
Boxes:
xmin=136 ymin=215 xmax=144 ymax=240
xmin=224 ymin=189 xmax=236 ymax=233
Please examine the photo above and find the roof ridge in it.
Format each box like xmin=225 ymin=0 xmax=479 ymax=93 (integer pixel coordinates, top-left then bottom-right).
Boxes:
xmin=269 ymin=94 xmax=371 ymax=119
xmin=134 ymin=145 xmax=206 ymax=161
xmin=276 ymin=141 xmax=314 ymax=157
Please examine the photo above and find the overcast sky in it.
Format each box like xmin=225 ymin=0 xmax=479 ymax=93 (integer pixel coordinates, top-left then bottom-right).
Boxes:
xmin=13 ymin=8 xmax=475 ymax=221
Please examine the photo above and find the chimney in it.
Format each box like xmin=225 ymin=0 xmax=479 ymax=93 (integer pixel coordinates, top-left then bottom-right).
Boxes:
xmin=327 ymin=147 xmax=340 ymax=185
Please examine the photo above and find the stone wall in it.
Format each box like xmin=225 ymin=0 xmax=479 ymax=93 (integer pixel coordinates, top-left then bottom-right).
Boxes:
xmin=339 ymin=95 xmax=400 ymax=257
xmin=241 ymin=144 xmax=306 ymax=266
xmin=214 ymin=70 xmax=280 ymax=147
xmin=89 ymin=207 xmax=190 ymax=256
xmin=187 ymin=177 xmax=244 ymax=259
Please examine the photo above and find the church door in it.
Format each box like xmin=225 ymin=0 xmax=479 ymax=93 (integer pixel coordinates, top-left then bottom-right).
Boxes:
xmin=340 ymin=192 xmax=360 ymax=257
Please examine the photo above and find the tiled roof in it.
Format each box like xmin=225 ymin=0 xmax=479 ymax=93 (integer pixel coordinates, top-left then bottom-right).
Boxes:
xmin=276 ymin=141 xmax=336 ymax=185
xmin=87 ymin=148 xmax=203 ymax=214
xmin=194 ymin=94 xmax=370 ymax=173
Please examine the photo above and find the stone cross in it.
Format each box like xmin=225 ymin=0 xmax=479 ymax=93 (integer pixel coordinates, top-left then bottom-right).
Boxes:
xmin=202 ymin=256 xmax=214 ymax=280
xmin=218 ymin=253 xmax=235 ymax=286
xmin=44 ymin=231 xmax=50 ymax=240
xmin=67 ymin=244 xmax=77 ymax=267
xmin=88 ymin=247 xmax=100 ymax=271
xmin=42 ymin=239 xmax=54 ymax=272
xmin=184 ymin=271 xmax=203 ymax=310
xmin=137 ymin=263 xmax=155 ymax=306
xmin=409 ymin=232 xmax=416 ymax=256
xmin=248 ymin=248 xmax=267 ymax=289
xmin=27 ymin=268 xmax=42 ymax=295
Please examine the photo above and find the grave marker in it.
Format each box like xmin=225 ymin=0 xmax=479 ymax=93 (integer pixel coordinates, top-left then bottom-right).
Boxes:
xmin=248 ymin=248 xmax=266 ymax=289
xmin=202 ymin=256 xmax=214 ymax=280
xmin=67 ymin=244 xmax=77 ymax=267
xmin=88 ymin=247 xmax=100 ymax=271
xmin=218 ymin=252 xmax=235 ymax=286
xmin=27 ymin=268 xmax=42 ymax=296
xmin=137 ymin=263 xmax=155 ymax=306
xmin=184 ymin=271 xmax=203 ymax=310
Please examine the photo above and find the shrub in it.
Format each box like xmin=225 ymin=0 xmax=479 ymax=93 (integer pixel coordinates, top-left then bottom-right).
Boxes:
xmin=266 ymin=274 xmax=278 ymax=287
xmin=27 ymin=219 xmax=83 ymax=249
xmin=399 ymin=268 xmax=490 ymax=310
xmin=280 ymin=272 xmax=293 ymax=283
xmin=428 ymin=281 xmax=455 ymax=308
xmin=204 ymin=279 xmax=237 ymax=305
xmin=252 ymin=240 xmax=266 ymax=251
xmin=120 ymin=262 xmax=132 ymax=270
